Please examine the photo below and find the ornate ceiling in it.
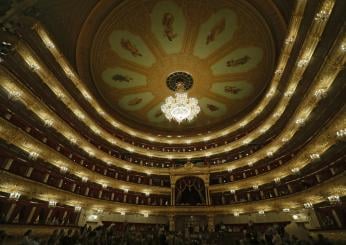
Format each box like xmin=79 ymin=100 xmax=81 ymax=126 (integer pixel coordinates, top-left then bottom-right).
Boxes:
xmin=70 ymin=0 xmax=287 ymax=135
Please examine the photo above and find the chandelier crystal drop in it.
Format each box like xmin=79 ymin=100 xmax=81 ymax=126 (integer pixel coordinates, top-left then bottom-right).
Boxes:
xmin=161 ymin=92 xmax=200 ymax=123
xmin=161 ymin=72 xmax=200 ymax=123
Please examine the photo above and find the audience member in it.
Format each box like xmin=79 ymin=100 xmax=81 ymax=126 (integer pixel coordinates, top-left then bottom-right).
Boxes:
xmin=1 ymin=222 xmax=341 ymax=244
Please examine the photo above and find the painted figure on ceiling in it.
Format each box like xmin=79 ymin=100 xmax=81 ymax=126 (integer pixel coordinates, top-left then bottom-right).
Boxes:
xmin=224 ymin=86 xmax=242 ymax=94
xmin=206 ymin=18 xmax=226 ymax=45
xmin=128 ymin=97 xmax=142 ymax=106
xmin=207 ymin=104 xmax=218 ymax=111
xmin=121 ymin=38 xmax=142 ymax=57
xmin=112 ymin=74 xmax=133 ymax=83
xmin=162 ymin=12 xmax=177 ymax=41
xmin=226 ymin=55 xmax=251 ymax=67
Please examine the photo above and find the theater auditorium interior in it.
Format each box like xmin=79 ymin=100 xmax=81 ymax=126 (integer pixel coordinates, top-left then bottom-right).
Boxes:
xmin=0 ymin=0 xmax=345 ymax=244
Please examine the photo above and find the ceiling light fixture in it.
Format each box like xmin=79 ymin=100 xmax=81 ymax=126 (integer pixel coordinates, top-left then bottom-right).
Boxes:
xmin=161 ymin=72 xmax=200 ymax=123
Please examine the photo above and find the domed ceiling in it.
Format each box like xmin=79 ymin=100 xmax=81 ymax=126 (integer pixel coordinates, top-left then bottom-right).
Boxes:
xmin=84 ymin=0 xmax=277 ymax=134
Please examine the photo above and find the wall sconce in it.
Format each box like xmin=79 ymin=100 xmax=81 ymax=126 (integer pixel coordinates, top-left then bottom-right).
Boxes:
xmin=314 ymin=89 xmax=327 ymax=99
xmin=74 ymin=206 xmax=82 ymax=212
xmin=48 ymin=200 xmax=57 ymax=207
xmin=291 ymin=168 xmax=300 ymax=175
xmin=28 ymin=152 xmax=39 ymax=160
xmin=9 ymin=192 xmax=21 ymax=201
xmin=295 ymin=118 xmax=305 ymax=126
xmin=297 ymin=58 xmax=309 ymax=68
xmin=28 ymin=61 xmax=40 ymax=71
xmin=242 ymin=139 xmax=251 ymax=145
xmin=284 ymin=90 xmax=294 ymax=97
xmin=274 ymin=69 xmax=283 ymax=75
xmin=314 ymin=10 xmax=328 ymax=22
xmin=309 ymin=153 xmax=320 ymax=161
xmin=292 ymin=214 xmax=299 ymax=220
xmin=88 ymin=214 xmax=98 ymax=221
xmin=285 ymin=37 xmax=295 ymax=45
xmin=7 ymin=90 xmax=22 ymax=100
xmin=327 ymin=195 xmax=340 ymax=205
xmin=60 ymin=166 xmax=68 ymax=174
xmin=336 ymin=129 xmax=345 ymax=140
xmin=303 ymin=202 xmax=313 ymax=209
xmin=43 ymin=119 xmax=53 ymax=127
xmin=75 ymin=111 xmax=85 ymax=120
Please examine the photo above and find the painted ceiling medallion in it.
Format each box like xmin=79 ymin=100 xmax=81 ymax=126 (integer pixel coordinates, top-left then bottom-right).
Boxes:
xmin=161 ymin=72 xmax=200 ymax=123
xmin=86 ymin=0 xmax=277 ymax=133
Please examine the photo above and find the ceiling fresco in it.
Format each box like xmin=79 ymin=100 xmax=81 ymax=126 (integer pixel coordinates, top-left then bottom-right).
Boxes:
xmin=89 ymin=0 xmax=276 ymax=133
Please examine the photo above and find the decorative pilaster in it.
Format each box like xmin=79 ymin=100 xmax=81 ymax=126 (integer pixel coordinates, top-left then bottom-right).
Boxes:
xmin=4 ymin=158 xmax=13 ymax=170
xmin=45 ymin=209 xmax=53 ymax=224
xmin=171 ymin=184 xmax=175 ymax=205
xmin=205 ymin=183 xmax=211 ymax=205
xmin=26 ymin=206 xmax=36 ymax=224
xmin=26 ymin=167 xmax=33 ymax=177
xmin=43 ymin=173 xmax=49 ymax=183
xmin=84 ymin=187 xmax=89 ymax=196
xmin=331 ymin=209 xmax=342 ymax=228
xmin=58 ymin=179 xmax=63 ymax=188
xmin=287 ymin=184 xmax=293 ymax=193
xmin=5 ymin=203 xmax=16 ymax=222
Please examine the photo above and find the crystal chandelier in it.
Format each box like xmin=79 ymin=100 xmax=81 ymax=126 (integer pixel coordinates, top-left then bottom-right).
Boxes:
xmin=161 ymin=72 xmax=200 ymax=123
